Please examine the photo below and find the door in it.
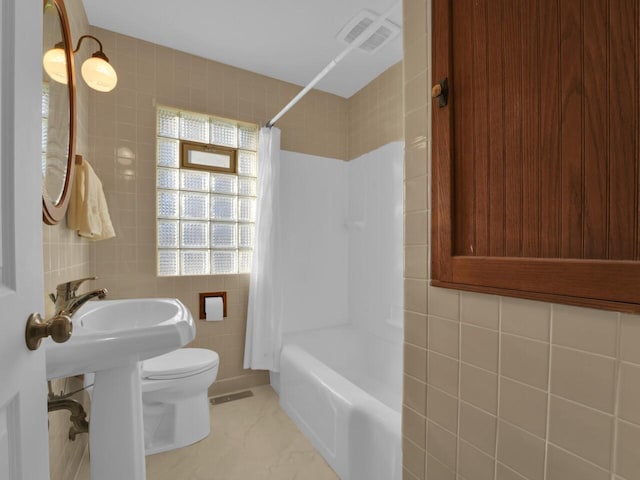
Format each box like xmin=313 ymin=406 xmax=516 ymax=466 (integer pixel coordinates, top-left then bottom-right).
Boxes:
xmin=432 ymin=0 xmax=640 ymax=311
xmin=0 ymin=0 xmax=50 ymax=478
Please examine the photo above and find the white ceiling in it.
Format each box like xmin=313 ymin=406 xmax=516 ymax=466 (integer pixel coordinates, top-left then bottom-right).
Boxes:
xmin=81 ymin=0 xmax=403 ymax=99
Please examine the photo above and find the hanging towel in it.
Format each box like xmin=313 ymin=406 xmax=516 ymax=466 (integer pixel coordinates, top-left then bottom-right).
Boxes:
xmin=67 ymin=156 xmax=116 ymax=241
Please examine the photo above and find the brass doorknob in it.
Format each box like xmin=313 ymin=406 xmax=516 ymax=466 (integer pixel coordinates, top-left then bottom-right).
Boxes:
xmin=25 ymin=313 xmax=73 ymax=351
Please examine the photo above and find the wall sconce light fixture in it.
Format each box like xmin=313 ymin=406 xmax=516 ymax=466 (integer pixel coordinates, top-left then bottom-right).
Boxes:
xmin=43 ymin=34 xmax=117 ymax=92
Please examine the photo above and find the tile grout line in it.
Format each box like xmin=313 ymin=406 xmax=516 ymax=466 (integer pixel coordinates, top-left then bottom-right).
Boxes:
xmin=545 ymin=439 xmax=612 ymax=475
xmin=543 ymin=303 xmax=554 ymax=480
xmin=493 ymin=297 xmax=503 ymax=480
xmin=455 ymin=291 xmax=462 ymax=478
xmin=609 ymin=313 xmax=622 ymax=480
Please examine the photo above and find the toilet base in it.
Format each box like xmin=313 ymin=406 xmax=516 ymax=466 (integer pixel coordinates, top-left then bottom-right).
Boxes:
xmin=143 ymin=390 xmax=212 ymax=455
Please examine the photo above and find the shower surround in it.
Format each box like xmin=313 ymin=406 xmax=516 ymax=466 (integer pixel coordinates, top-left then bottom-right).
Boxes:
xmin=273 ymin=142 xmax=404 ymax=480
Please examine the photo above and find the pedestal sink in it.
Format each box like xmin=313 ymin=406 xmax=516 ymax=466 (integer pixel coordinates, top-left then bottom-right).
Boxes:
xmin=44 ymin=298 xmax=195 ymax=480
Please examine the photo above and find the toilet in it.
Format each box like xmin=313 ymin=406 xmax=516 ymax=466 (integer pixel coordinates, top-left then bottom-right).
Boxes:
xmin=85 ymin=347 xmax=219 ymax=455
xmin=141 ymin=348 xmax=219 ymax=455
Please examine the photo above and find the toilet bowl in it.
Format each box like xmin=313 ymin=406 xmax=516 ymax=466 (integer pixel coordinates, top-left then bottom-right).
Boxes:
xmin=141 ymin=348 xmax=219 ymax=455
xmin=85 ymin=347 xmax=219 ymax=456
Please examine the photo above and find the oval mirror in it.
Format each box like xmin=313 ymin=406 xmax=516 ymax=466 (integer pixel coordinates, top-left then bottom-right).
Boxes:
xmin=41 ymin=0 xmax=75 ymax=225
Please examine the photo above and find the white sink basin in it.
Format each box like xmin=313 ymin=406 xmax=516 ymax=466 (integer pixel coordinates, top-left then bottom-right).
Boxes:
xmin=45 ymin=298 xmax=194 ymax=380
xmin=43 ymin=297 xmax=195 ymax=480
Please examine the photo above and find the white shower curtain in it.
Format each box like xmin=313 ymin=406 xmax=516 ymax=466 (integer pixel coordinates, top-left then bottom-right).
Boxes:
xmin=244 ymin=127 xmax=283 ymax=371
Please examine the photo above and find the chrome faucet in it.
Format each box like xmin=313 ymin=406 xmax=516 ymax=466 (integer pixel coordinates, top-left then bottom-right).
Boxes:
xmin=50 ymin=276 xmax=108 ymax=317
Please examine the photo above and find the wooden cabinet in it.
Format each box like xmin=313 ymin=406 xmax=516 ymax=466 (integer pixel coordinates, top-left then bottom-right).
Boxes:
xmin=432 ymin=0 xmax=640 ymax=311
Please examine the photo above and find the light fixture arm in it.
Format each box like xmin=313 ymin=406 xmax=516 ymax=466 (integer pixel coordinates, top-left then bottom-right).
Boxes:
xmin=73 ymin=34 xmax=105 ymax=56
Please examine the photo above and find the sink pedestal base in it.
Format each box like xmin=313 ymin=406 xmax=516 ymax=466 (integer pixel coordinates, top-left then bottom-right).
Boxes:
xmin=90 ymin=363 xmax=146 ymax=480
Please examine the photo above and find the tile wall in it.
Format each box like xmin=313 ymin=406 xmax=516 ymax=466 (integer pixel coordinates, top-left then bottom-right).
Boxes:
xmin=349 ymin=61 xmax=404 ymax=159
xmin=401 ymin=1 xmax=640 ymax=479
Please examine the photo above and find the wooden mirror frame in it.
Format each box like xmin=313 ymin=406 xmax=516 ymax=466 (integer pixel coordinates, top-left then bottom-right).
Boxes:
xmin=42 ymin=0 xmax=76 ymax=225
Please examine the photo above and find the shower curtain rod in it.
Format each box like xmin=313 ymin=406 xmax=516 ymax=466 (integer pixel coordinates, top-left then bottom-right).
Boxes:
xmin=265 ymin=2 xmax=400 ymax=128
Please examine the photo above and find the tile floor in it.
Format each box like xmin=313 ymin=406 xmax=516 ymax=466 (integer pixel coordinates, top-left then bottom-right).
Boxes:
xmin=75 ymin=385 xmax=338 ymax=480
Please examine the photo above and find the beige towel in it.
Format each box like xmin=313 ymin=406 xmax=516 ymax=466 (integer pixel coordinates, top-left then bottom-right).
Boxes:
xmin=67 ymin=157 xmax=116 ymax=240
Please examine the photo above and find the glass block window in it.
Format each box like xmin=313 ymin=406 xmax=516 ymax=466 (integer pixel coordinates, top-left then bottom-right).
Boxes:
xmin=156 ymin=106 xmax=257 ymax=276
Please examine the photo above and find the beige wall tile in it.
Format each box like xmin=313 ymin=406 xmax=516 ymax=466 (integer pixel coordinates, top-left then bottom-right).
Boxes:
xmin=459 ymin=402 xmax=497 ymax=456
xmin=404 ymin=36 xmax=428 ymax=84
xmin=429 ymin=287 xmax=460 ymax=321
xmin=552 ymin=304 xmax=618 ymax=356
xmin=404 ymin=406 xmax=427 ymax=449
xmin=403 ymin=0 xmax=427 ymax=42
xmin=496 ymin=463 xmax=529 ymax=480
xmin=405 ymin=312 xmax=428 ymax=348
xmin=404 ymin=374 xmax=427 ymax=413
xmin=460 ymin=363 xmax=498 ymax=414
xmin=406 ymin=344 xmax=428 ymax=382
xmin=427 ymin=386 xmax=458 ymax=434
xmin=428 ymin=352 xmax=459 ymax=397
xmin=548 ymin=395 xmax=613 ymax=470
xmin=403 ymin=437 xmax=426 ymax=480
xmin=618 ymin=362 xmax=640 ymax=426
xmin=461 ymin=324 xmax=499 ymax=372
xmin=405 ymin=279 xmax=428 ymax=314
xmin=427 ymin=421 xmax=457 ymax=471
xmin=550 ymin=346 xmax=617 ymax=413
xmin=615 ymin=420 xmax=640 ymax=480
xmin=460 ymin=292 xmax=500 ymax=330
xmin=546 ymin=444 xmax=610 ymax=480
xmin=406 ymin=211 xmax=429 ymax=245
xmin=501 ymin=297 xmax=550 ymax=341
xmin=405 ymin=144 xmax=428 ymax=179
xmin=405 ymin=107 xmax=428 ymax=149
xmin=428 ymin=316 xmax=459 ymax=358
xmin=426 ymin=454 xmax=456 ymax=480
xmin=497 ymin=421 xmax=545 ymax=480
xmin=405 ymin=70 xmax=428 ymax=115
xmin=499 ymin=377 xmax=547 ymax=439
xmin=620 ymin=314 xmax=640 ymax=365
xmin=403 ymin=467 xmax=420 ymax=480
xmin=501 ymin=334 xmax=549 ymax=389
xmin=458 ymin=440 xmax=494 ymax=480
xmin=406 ymin=176 xmax=429 ymax=213
xmin=348 ymin=62 xmax=403 ymax=160
xmin=405 ymin=245 xmax=429 ymax=279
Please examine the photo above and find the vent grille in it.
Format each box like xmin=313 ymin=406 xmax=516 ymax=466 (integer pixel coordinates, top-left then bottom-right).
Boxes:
xmin=336 ymin=9 xmax=400 ymax=55
xmin=360 ymin=25 xmax=395 ymax=53
xmin=344 ymin=17 xmax=373 ymax=44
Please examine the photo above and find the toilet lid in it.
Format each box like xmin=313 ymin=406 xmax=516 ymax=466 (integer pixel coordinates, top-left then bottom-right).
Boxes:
xmin=142 ymin=348 xmax=219 ymax=380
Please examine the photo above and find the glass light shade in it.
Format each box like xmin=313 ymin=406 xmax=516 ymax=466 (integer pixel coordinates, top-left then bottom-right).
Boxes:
xmin=81 ymin=56 xmax=117 ymax=92
xmin=42 ymin=48 xmax=68 ymax=84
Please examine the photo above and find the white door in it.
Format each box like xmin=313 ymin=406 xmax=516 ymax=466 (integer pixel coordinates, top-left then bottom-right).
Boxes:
xmin=0 ymin=0 xmax=50 ymax=478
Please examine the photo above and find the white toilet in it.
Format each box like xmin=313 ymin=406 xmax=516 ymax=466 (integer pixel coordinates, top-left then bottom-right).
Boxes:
xmin=85 ymin=347 xmax=219 ymax=455
xmin=141 ymin=348 xmax=219 ymax=455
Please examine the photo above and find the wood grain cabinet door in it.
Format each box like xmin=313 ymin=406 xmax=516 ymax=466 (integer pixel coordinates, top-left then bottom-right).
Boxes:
xmin=432 ymin=0 xmax=640 ymax=311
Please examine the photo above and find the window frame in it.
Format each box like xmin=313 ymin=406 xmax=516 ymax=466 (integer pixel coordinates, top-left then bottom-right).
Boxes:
xmin=180 ymin=140 xmax=237 ymax=174
xmin=156 ymin=107 xmax=258 ymax=277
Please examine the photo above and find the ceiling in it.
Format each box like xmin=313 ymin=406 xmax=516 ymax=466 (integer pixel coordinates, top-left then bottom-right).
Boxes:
xmin=81 ymin=0 xmax=403 ymax=99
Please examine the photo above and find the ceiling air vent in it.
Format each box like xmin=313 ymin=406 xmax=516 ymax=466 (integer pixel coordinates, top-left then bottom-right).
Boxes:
xmin=336 ymin=9 xmax=400 ymax=55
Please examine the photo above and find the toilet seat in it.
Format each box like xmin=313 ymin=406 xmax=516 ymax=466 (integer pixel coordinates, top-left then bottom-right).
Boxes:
xmin=142 ymin=348 xmax=219 ymax=380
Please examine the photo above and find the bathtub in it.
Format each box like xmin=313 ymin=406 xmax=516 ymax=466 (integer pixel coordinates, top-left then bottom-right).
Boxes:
xmin=273 ymin=325 xmax=402 ymax=480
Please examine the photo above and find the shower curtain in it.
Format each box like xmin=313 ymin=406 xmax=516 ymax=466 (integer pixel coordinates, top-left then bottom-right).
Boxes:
xmin=244 ymin=127 xmax=283 ymax=371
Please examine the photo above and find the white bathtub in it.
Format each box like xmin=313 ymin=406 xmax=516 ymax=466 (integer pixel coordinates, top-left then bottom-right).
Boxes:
xmin=274 ymin=325 xmax=402 ymax=480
